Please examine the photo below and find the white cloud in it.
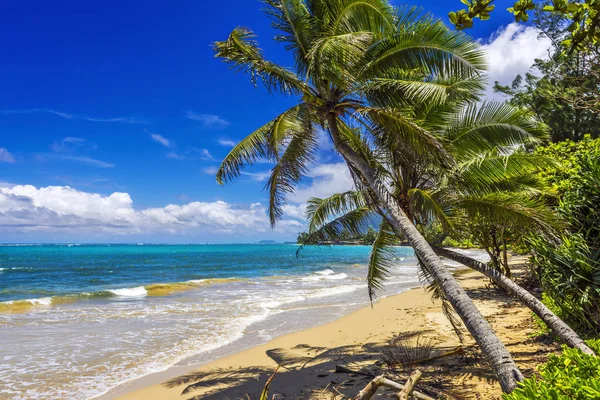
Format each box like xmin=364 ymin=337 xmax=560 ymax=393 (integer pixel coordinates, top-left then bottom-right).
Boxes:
xmin=240 ymin=170 xmax=272 ymax=182
xmin=202 ymin=166 xmax=218 ymax=175
xmin=0 ymin=184 xmax=301 ymax=235
xmin=186 ymin=111 xmax=230 ymax=129
xmin=288 ymin=162 xmax=354 ymax=204
xmin=58 ymin=156 xmax=115 ymax=168
xmin=200 ymin=149 xmax=214 ymax=160
xmin=481 ymin=23 xmax=552 ymax=100
xmin=0 ymin=148 xmax=16 ymax=163
xmin=1 ymin=109 xmax=148 ymax=124
xmin=281 ymin=203 xmax=307 ymax=220
xmin=218 ymin=139 xmax=237 ymax=147
xmin=150 ymin=134 xmax=171 ymax=148
xmin=166 ymin=151 xmax=186 ymax=160
xmin=51 ymin=137 xmax=97 ymax=153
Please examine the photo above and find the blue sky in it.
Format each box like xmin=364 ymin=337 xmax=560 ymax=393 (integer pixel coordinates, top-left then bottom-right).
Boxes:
xmin=0 ymin=0 xmax=550 ymax=243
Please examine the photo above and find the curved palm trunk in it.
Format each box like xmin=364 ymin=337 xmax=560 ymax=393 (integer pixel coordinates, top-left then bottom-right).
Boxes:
xmin=328 ymin=115 xmax=524 ymax=393
xmin=430 ymin=246 xmax=595 ymax=356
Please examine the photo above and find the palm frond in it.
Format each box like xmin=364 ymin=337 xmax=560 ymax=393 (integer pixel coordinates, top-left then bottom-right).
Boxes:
xmin=264 ymin=0 xmax=315 ymax=77
xmin=446 ymin=102 xmax=548 ymax=158
xmin=217 ymin=105 xmax=307 ymax=184
xmin=213 ymin=27 xmax=307 ymax=95
xmin=266 ymin=121 xmax=319 ymax=226
xmin=360 ymin=18 xmax=486 ymax=81
xmin=407 ymin=188 xmax=453 ymax=231
xmin=355 ymin=106 xmax=450 ymax=165
xmin=367 ymin=220 xmax=398 ymax=301
xmin=300 ymin=207 xmax=375 ymax=245
xmin=418 ymin=257 xmax=465 ymax=342
xmin=455 ymin=193 xmax=563 ymax=234
xmin=306 ymin=190 xmax=367 ymax=234
xmin=453 ymin=154 xmax=558 ymax=195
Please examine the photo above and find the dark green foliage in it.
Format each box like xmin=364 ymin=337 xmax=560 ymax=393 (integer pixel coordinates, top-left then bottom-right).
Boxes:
xmin=530 ymin=150 xmax=600 ymax=335
xmin=450 ymin=1 xmax=600 ymax=53
xmin=531 ymin=235 xmax=600 ymax=335
xmin=503 ymin=339 xmax=600 ymax=399
xmin=534 ymin=136 xmax=600 ymax=193
xmin=493 ymin=8 xmax=600 ymax=143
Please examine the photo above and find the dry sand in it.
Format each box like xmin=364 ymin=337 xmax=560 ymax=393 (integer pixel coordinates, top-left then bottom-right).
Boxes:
xmin=106 ymin=257 xmax=559 ymax=400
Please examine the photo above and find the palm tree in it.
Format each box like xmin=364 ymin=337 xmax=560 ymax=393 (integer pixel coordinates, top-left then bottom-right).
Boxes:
xmin=299 ymin=101 xmax=595 ymax=356
xmin=214 ymin=1 xmax=524 ymax=391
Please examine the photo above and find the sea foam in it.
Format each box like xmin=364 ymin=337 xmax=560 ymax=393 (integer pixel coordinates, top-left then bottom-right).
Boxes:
xmin=107 ymin=286 xmax=148 ymax=298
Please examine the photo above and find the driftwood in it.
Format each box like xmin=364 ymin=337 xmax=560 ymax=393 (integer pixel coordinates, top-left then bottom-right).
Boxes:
xmin=337 ymin=365 xmax=461 ymax=400
xmin=352 ymin=374 xmax=433 ymax=400
xmin=397 ymin=369 xmax=422 ymax=400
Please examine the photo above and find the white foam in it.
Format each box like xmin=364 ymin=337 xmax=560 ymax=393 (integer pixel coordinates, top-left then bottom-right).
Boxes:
xmin=302 ymin=272 xmax=348 ymax=281
xmin=312 ymin=285 xmax=360 ymax=298
xmin=185 ymin=279 xmax=206 ymax=284
xmin=314 ymin=268 xmax=335 ymax=276
xmin=108 ymin=286 xmax=147 ymax=298
xmin=29 ymin=297 xmax=53 ymax=305
xmin=1 ymin=297 xmax=53 ymax=306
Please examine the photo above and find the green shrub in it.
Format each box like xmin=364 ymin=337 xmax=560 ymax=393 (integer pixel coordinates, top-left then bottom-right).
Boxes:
xmin=530 ymin=155 xmax=600 ymax=336
xmin=503 ymin=339 xmax=600 ymax=399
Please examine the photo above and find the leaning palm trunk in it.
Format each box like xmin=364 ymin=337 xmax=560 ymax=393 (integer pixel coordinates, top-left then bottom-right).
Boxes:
xmin=430 ymin=245 xmax=596 ymax=356
xmin=328 ymin=115 xmax=524 ymax=393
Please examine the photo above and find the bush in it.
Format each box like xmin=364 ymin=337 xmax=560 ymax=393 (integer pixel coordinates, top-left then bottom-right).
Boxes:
xmin=503 ymin=339 xmax=600 ymax=399
xmin=530 ymin=155 xmax=600 ymax=336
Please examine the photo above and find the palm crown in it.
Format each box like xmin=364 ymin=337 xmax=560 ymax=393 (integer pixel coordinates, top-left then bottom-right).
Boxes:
xmin=214 ymin=1 xmax=490 ymax=226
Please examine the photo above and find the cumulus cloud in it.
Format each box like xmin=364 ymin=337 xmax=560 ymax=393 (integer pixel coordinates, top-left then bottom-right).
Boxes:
xmin=0 ymin=148 xmax=16 ymax=163
xmin=481 ymin=23 xmax=552 ymax=100
xmin=0 ymin=184 xmax=301 ymax=236
xmin=274 ymin=162 xmax=355 ymax=221
xmin=186 ymin=111 xmax=230 ymax=129
xmin=150 ymin=133 xmax=171 ymax=148
xmin=288 ymin=163 xmax=354 ymax=204
xmin=281 ymin=204 xmax=307 ymax=220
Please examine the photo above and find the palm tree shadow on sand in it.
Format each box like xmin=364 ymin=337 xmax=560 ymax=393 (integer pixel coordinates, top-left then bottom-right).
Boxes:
xmin=162 ymin=328 xmax=558 ymax=400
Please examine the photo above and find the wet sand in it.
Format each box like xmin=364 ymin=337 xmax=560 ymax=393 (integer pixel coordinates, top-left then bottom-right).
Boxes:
xmin=106 ymin=256 xmax=559 ymax=400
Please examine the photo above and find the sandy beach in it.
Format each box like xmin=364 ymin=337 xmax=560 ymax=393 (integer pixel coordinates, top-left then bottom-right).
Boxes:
xmin=105 ymin=256 xmax=560 ymax=400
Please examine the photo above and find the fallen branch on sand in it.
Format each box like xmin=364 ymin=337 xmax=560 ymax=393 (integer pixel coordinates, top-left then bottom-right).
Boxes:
xmin=397 ymin=369 xmax=422 ymax=400
xmin=336 ymin=365 xmax=461 ymax=400
xmin=352 ymin=372 xmax=432 ymax=400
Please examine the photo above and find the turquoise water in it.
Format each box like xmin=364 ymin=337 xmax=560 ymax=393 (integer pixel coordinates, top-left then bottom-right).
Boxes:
xmin=0 ymin=244 xmax=392 ymax=302
xmin=0 ymin=244 xmax=486 ymax=400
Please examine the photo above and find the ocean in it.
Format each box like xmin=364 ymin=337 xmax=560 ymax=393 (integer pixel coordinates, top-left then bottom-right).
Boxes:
xmin=0 ymin=244 xmax=488 ymax=399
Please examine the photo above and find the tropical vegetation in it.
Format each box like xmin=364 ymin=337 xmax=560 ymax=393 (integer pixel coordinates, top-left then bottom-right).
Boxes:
xmin=449 ymin=0 xmax=600 ymax=53
xmin=503 ymin=339 xmax=600 ymax=399
xmin=493 ymin=7 xmax=600 ymax=142
xmin=214 ymin=0 xmax=599 ymax=396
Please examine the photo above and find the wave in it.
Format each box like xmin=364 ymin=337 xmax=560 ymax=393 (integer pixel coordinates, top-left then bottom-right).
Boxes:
xmin=302 ymin=271 xmax=349 ymax=281
xmin=108 ymin=286 xmax=147 ymax=298
xmin=0 ymin=277 xmax=250 ymax=313
xmin=314 ymin=268 xmax=335 ymax=276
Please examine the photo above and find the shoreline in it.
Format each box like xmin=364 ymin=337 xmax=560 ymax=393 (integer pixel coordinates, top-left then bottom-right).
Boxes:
xmin=98 ymin=281 xmax=423 ymax=400
xmin=104 ymin=256 xmax=559 ymax=400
